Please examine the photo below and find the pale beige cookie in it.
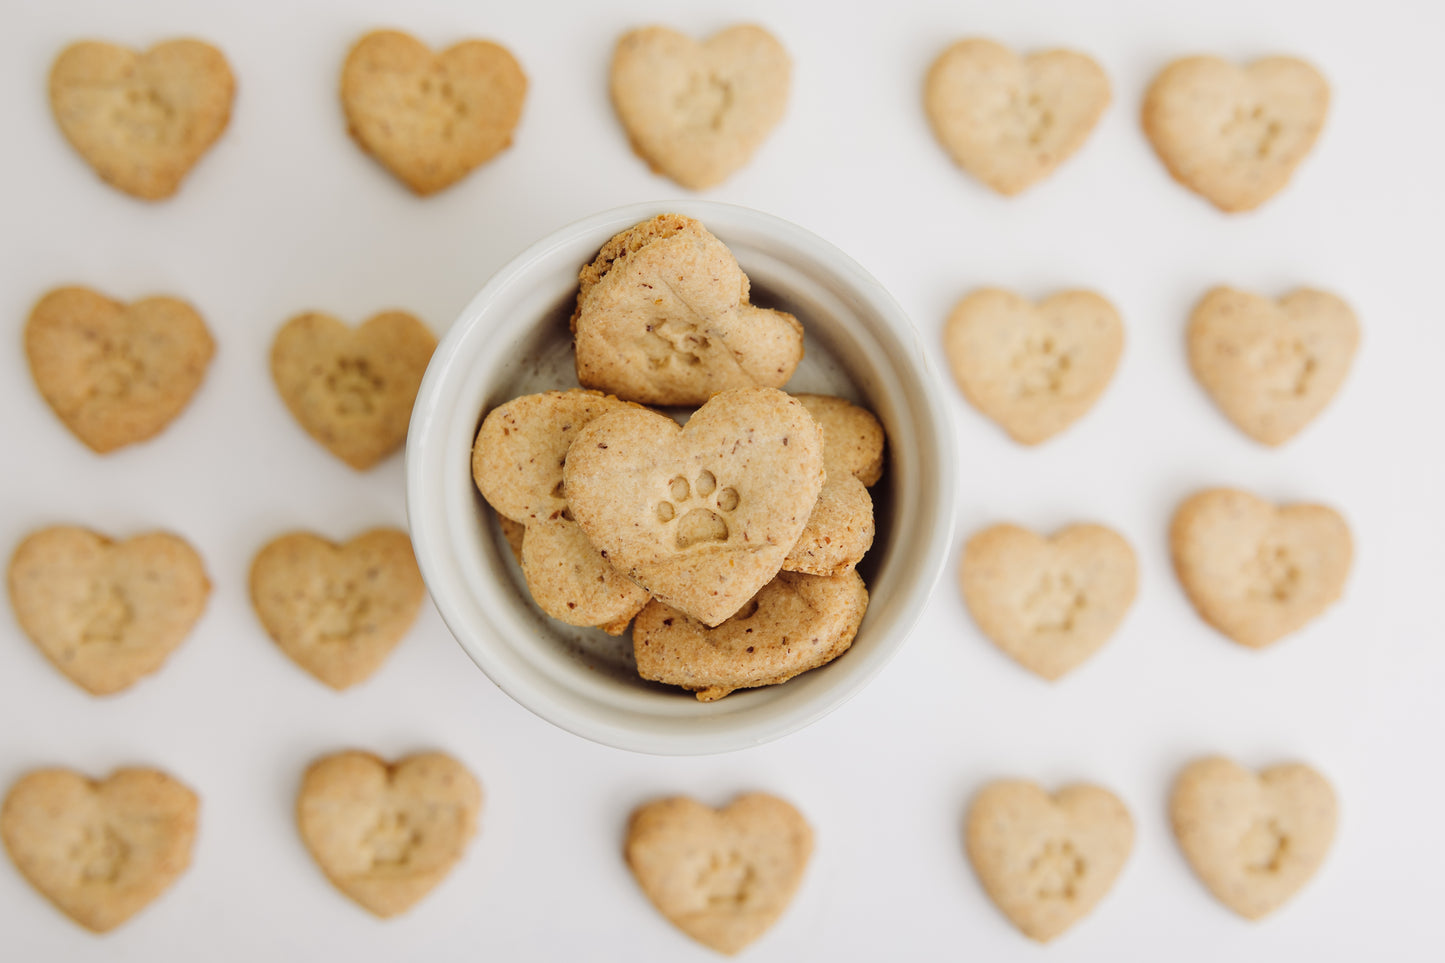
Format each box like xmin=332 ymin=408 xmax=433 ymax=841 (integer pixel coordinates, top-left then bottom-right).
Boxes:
xmin=944 ymin=288 xmax=1123 ymax=444
xmin=7 ymin=526 xmax=210 ymax=695
xmin=1 ymin=767 xmax=198 ymax=932
xmin=296 ymin=750 xmax=481 ymax=918
xmin=959 ymin=524 xmax=1137 ymax=681
xmin=611 ymin=25 xmax=790 ymax=190
xmin=965 ymin=780 xmax=1133 ymax=943
xmin=49 ymin=39 xmax=234 ymax=200
xmin=1188 ymin=287 xmax=1359 ymax=445
xmin=341 ymin=29 xmax=526 ymax=196
xmin=572 ymin=214 xmax=803 ymax=406
xmin=634 ymin=569 xmax=868 ymax=701
xmin=249 ymin=529 xmax=425 ymax=690
xmin=626 ymin=793 xmax=812 ymax=955
xmin=1170 ymin=756 xmax=1336 ymax=919
xmin=925 ymin=39 xmax=1110 ymax=196
xmin=783 ymin=395 xmax=885 ymax=576
xmin=564 ymin=387 xmax=825 ymax=627
xmin=1170 ymin=488 xmax=1351 ymax=648
xmin=25 ymin=286 xmax=215 ymax=454
xmin=472 ymin=390 xmax=651 ymax=633
xmin=271 ymin=309 xmax=437 ymax=470
xmin=1143 ymin=56 xmax=1329 ymax=213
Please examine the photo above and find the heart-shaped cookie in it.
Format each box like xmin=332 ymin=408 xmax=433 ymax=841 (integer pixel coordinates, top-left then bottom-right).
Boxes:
xmin=611 ymin=25 xmax=790 ymax=190
xmin=634 ymin=569 xmax=869 ymax=701
xmin=944 ymin=288 xmax=1124 ymax=445
xmin=572 ymin=214 xmax=803 ymax=407
xmin=783 ymin=395 xmax=885 ymax=577
xmin=1170 ymin=488 xmax=1351 ymax=648
xmin=49 ymin=39 xmax=234 ymax=200
xmin=341 ymin=29 xmax=526 ymax=196
xmin=965 ymin=780 xmax=1133 ymax=943
xmin=472 ymin=390 xmax=651 ymax=633
xmin=296 ymin=751 xmax=481 ymax=918
xmin=626 ymin=793 xmax=812 ymax=954
xmin=1188 ymin=287 xmax=1359 ymax=446
xmin=564 ymin=387 xmax=825 ymax=626
xmin=1170 ymin=756 xmax=1336 ymax=919
xmin=25 ymin=286 xmax=215 ymax=454
xmin=249 ymin=529 xmax=425 ymax=690
xmin=959 ymin=523 xmax=1137 ymax=680
xmin=270 ymin=310 xmax=437 ymax=470
xmin=925 ymin=39 xmax=1110 ymax=196
xmin=1 ymin=767 xmax=198 ymax=932
xmin=7 ymin=526 xmax=210 ymax=695
xmin=1143 ymin=56 xmax=1329 ymax=213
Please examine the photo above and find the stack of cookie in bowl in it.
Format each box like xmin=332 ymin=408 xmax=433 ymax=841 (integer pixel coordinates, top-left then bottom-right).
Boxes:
xmin=470 ymin=215 xmax=885 ymax=701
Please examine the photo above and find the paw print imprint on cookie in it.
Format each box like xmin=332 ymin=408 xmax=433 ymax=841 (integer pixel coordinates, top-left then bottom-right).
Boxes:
xmin=1028 ymin=838 xmax=1086 ymax=900
xmin=409 ymin=73 xmax=470 ymax=139
xmin=1220 ymin=103 xmax=1283 ymax=160
xmin=325 ymin=357 xmax=386 ymax=416
xmin=1010 ymin=333 xmax=1072 ymax=397
xmin=693 ymin=849 xmax=757 ymax=909
xmin=117 ymin=86 xmax=178 ymax=144
xmin=642 ymin=317 xmax=709 ymax=370
xmin=1010 ymin=89 xmax=1054 ymax=147
xmin=307 ymin=583 xmax=375 ymax=643
xmin=1239 ymin=817 xmax=1290 ymax=874
xmin=1250 ymin=337 xmax=1317 ymax=399
xmin=1244 ymin=542 xmax=1301 ymax=603
xmin=75 ymin=583 xmax=134 ymax=648
xmin=656 ymin=470 xmax=740 ymax=549
xmin=86 ymin=340 xmax=146 ymax=400
xmin=1024 ymin=572 xmax=1088 ymax=632
xmin=363 ymin=810 xmax=422 ymax=869
xmin=674 ymin=71 xmax=735 ymax=131
xmin=70 ymin=825 xmax=130 ymax=883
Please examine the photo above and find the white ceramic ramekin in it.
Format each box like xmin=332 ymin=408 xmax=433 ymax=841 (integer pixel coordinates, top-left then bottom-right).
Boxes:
xmin=406 ymin=200 xmax=956 ymax=754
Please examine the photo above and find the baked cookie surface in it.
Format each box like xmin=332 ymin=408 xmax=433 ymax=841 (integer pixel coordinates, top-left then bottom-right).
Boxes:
xmin=944 ymin=288 xmax=1123 ymax=444
xmin=782 ymin=395 xmax=885 ymax=577
xmin=296 ymin=750 xmax=481 ymax=918
xmin=249 ymin=529 xmax=425 ymax=689
xmin=966 ymin=779 xmax=1133 ymax=942
xmin=1171 ymin=756 xmax=1336 ymax=919
xmin=8 ymin=525 xmax=210 ymax=695
xmin=925 ymin=39 xmax=1110 ymax=195
xmin=1 ymin=767 xmax=198 ymax=932
xmin=49 ymin=38 xmax=234 ymax=200
xmin=626 ymin=793 xmax=812 ymax=954
xmin=960 ymin=523 xmax=1136 ymax=680
xmin=472 ymin=390 xmax=651 ymax=633
xmin=270 ymin=309 xmax=436 ymax=470
xmin=25 ymin=286 xmax=215 ymax=453
xmin=611 ymin=25 xmax=790 ymax=190
xmin=1143 ymin=55 xmax=1329 ymax=212
xmin=1170 ymin=488 xmax=1351 ymax=648
xmin=572 ymin=214 xmax=803 ymax=406
xmin=342 ymin=29 xmax=526 ymax=195
xmin=1188 ymin=286 xmax=1358 ymax=445
xmin=634 ymin=569 xmax=868 ymax=700
xmin=563 ymin=387 xmax=824 ymax=627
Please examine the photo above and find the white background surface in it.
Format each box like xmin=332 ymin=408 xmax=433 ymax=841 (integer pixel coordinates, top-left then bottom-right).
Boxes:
xmin=2 ymin=0 xmax=1442 ymax=959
